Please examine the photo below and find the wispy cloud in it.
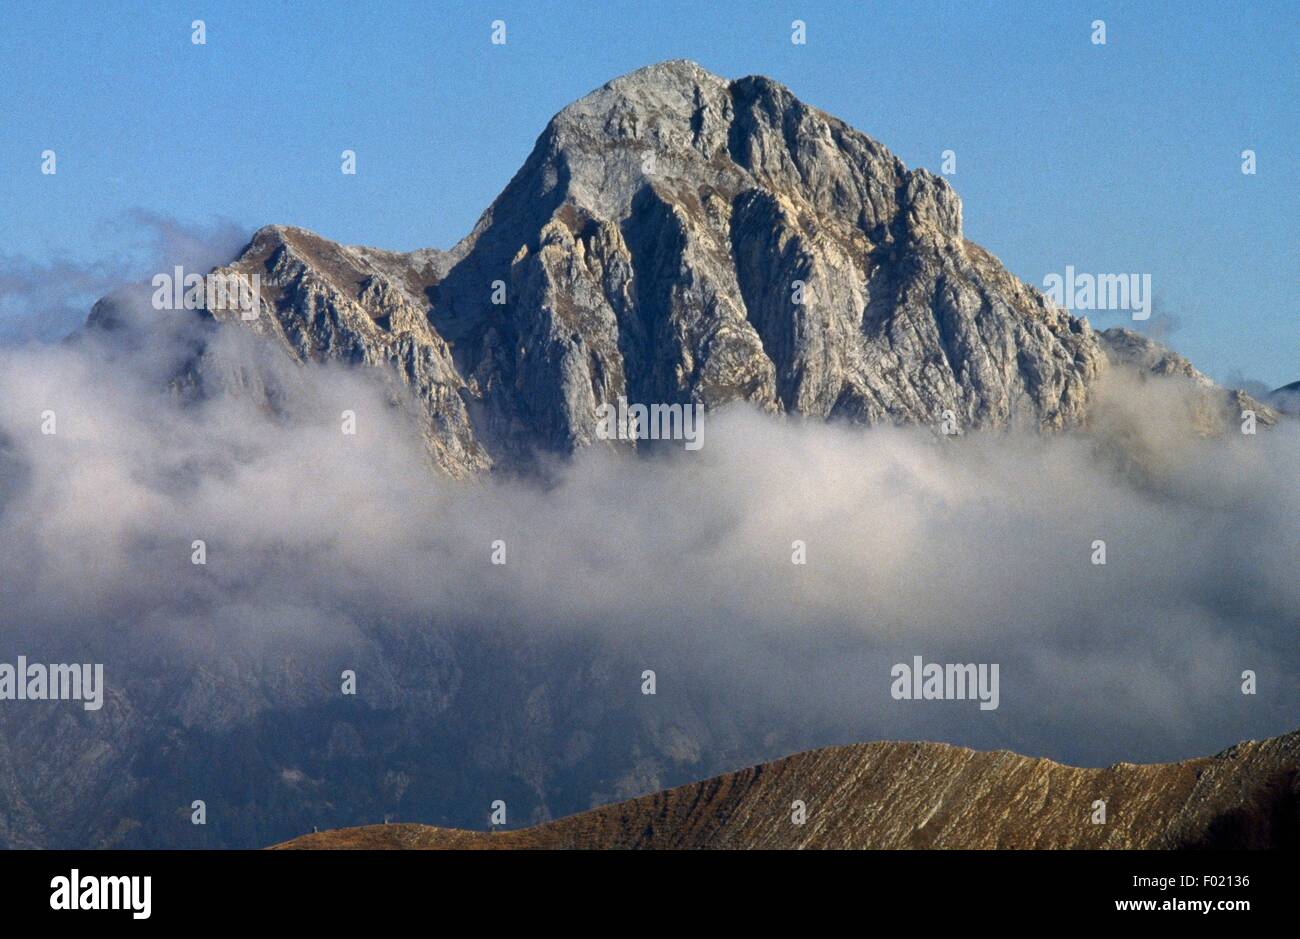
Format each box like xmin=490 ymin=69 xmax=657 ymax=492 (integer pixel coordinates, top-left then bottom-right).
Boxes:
xmin=0 ymin=212 xmax=248 ymax=341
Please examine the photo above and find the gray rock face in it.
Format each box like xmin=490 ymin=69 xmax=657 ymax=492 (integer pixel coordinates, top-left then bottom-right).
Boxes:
xmin=184 ymin=59 xmax=1263 ymax=476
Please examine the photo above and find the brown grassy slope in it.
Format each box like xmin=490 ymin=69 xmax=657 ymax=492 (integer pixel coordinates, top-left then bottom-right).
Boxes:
xmin=272 ymin=731 xmax=1300 ymax=850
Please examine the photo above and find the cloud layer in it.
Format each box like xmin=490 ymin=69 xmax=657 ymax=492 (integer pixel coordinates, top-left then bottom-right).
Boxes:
xmin=1 ymin=304 xmax=1295 ymax=774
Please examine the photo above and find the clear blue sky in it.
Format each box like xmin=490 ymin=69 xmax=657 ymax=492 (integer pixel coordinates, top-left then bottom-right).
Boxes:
xmin=1 ymin=0 xmax=1296 ymax=385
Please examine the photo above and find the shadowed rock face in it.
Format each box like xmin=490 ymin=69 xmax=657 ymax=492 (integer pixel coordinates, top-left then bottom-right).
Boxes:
xmin=113 ymin=59 xmax=1265 ymax=476
xmin=1267 ymin=380 xmax=1300 ymax=416
xmin=275 ymin=729 xmax=1300 ymax=850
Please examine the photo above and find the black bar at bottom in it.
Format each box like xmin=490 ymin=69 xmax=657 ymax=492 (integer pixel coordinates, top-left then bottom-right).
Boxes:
xmin=3 ymin=849 xmax=1285 ymax=925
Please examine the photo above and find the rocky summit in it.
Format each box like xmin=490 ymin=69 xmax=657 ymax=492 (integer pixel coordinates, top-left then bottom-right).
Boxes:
xmin=93 ymin=60 xmax=1268 ymax=476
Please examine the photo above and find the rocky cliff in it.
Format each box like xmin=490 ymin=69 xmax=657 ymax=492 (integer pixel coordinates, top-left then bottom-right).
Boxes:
xmin=92 ymin=60 xmax=1267 ymax=476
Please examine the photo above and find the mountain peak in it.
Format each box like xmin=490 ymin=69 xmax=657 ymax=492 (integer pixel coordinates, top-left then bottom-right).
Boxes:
xmin=548 ymin=60 xmax=730 ymax=145
xmin=530 ymin=62 xmax=951 ymax=247
xmin=178 ymin=63 xmax=1272 ymax=476
xmin=607 ymin=58 xmax=724 ymax=88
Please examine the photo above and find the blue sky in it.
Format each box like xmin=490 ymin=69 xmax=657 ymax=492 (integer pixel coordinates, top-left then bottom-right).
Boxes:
xmin=1 ymin=0 xmax=1295 ymax=385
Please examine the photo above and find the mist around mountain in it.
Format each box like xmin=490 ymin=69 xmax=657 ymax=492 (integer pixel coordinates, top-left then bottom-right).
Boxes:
xmin=0 ymin=63 xmax=1295 ymax=848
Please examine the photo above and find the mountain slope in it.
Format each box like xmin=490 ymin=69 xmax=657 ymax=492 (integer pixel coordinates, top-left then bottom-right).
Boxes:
xmin=275 ymin=728 xmax=1300 ymax=849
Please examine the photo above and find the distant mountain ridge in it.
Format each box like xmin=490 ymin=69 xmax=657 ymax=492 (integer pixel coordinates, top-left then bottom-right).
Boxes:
xmin=276 ymin=728 xmax=1300 ymax=849
xmin=1267 ymin=380 xmax=1300 ymax=415
xmin=92 ymin=60 xmax=1276 ymax=475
